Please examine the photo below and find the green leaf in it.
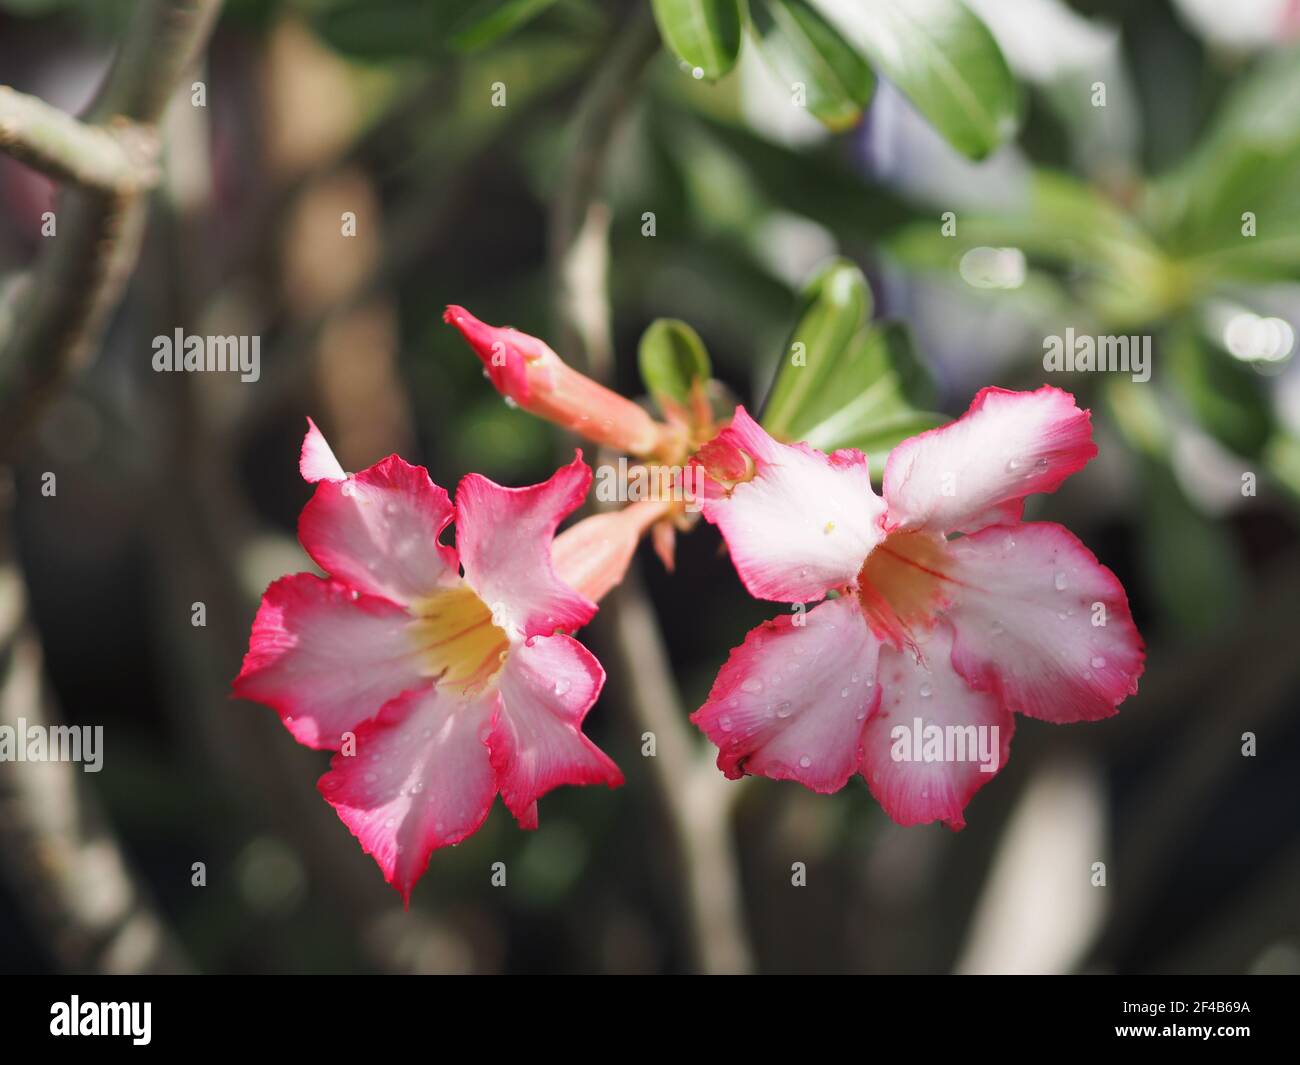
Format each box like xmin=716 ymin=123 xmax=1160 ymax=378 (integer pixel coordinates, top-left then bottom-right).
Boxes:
xmin=1140 ymin=460 xmax=1243 ymax=636
xmin=748 ymin=0 xmax=875 ymax=132
xmin=650 ymin=0 xmax=743 ymax=80
xmin=448 ymin=0 xmax=560 ymax=51
xmin=311 ymin=0 xmax=560 ymax=59
xmin=811 ymin=0 xmax=1018 ymax=159
xmin=313 ymin=0 xmax=436 ymax=59
xmin=1149 ymin=44 xmax=1300 ymax=278
xmin=795 ymin=323 xmax=941 ymax=458
xmin=638 ymin=318 xmax=712 ymax=408
xmin=1168 ymin=327 xmax=1273 ymax=459
xmin=760 ymin=258 xmax=872 ymax=438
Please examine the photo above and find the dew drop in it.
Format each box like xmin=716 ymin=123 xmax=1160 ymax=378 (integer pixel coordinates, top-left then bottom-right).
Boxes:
xmin=798 ymin=755 xmax=812 ymax=768
xmin=1054 ymin=571 xmax=1068 ymax=591
xmin=839 ymin=687 xmax=850 ymax=698
xmin=1005 ymin=458 xmax=1021 ymax=473
xmin=919 ymin=682 xmax=933 ymax=698
xmin=775 ymin=700 xmax=793 ymax=718
xmin=1091 ymin=656 xmax=1106 ymax=669
xmin=554 ymin=678 xmax=572 ymax=696
xmin=503 ymin=395 xmax=518 ymax=410
xmin=741 ymin=677 xmax=764 ymax=694
xmin=719 ymin=715 xmax=733 ymax=732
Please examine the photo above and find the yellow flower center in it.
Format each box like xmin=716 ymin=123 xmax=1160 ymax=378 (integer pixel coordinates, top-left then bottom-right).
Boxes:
xmin=408 ymin=584 xmax=510 ymax=694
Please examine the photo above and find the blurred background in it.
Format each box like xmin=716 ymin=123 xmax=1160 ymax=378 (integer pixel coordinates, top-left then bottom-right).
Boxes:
xmin=1 ymin=0 xmax=1299 ymax=974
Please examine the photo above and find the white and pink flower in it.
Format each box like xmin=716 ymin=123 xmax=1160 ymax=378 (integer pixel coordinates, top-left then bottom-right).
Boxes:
xmin=691 ymin=386 xmax=1144 ymax=828
xmin=233 ymin=420 xmax=624 ymax=902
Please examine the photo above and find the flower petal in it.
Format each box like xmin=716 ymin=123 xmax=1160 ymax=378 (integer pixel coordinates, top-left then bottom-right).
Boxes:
xmin=488 ymin=634 xmax=622 ymax=829
xmin=232 ymin=574 xmax=426 ymax=749
xmin=698 ymin=407 xmax=885 ymax=603
xmin=882 ymin=386 xmax=1096 ymax=535
xmin=300 ymin=417 xmax=346 ymax=483
xmin=691 ymin=595 xmax=882 ymax=793
xmin=860 ymin=623 xmax=1013 ymax=829
xmin=318 ymin=683 xmax=498 ymax=905
xmin=299 ymin=455 xmax=459 ymax=605
xmin=455 ymin=454 xmax=597 ymax=639
xmin=943 ymin=522 xmax=1144 ymax=723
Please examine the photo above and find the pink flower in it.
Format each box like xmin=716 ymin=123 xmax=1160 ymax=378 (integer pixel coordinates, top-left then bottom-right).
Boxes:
xmin=691 ymin=386 xmax=1144 ymax=829
xmin=233 ymin=420 xmax=623 ymax=902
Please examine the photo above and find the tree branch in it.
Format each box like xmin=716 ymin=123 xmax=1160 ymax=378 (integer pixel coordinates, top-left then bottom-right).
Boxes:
xmin=0 ymin=86 xmax=158 ymax=193
xmin=0 ymin=0 xmax=223 ymax=463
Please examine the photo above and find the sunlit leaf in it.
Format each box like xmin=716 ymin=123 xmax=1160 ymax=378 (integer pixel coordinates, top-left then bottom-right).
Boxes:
xmin=811 ymin=0 xmax=1019 ymax=159
xmin=650 ymin=0 xmax=743 ymax=80
xmin=760 ymin=257 xmax=872 ymax=438
xmin=748 ymin=0 xmax=875 ymax=132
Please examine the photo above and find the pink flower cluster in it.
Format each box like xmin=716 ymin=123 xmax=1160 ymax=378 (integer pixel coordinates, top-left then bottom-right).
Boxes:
xmin=233 ymin=308 xmax=1144 ymax=900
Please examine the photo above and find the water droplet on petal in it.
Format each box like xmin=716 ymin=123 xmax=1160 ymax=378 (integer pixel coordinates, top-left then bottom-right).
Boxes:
xmin=1005 ymin=458 xmax=1021 ymax=473
xmin=1054 ymin=571 xmax=1068 ymax=591
xmin=775 ymin=700 xmax=793 ymax=718
xmin=919 ymin=682 xmax=933 ymax=698
xmin=850 ymin=671 xmax=860 ymax=683
xmin=798 ymin=755 xmax=812 ymax=768
xmin=1091 ymin=655 xmax=1106 ymax=669
xmin=719 ymin=715 xmax=733 ymax=732
xmin=554 ymin=678 xmax=572 ymax=696
xmin=741 ymin=677 xmax=764 ymax=694
xmin=839 ymin=687 xmax=849 ymax=698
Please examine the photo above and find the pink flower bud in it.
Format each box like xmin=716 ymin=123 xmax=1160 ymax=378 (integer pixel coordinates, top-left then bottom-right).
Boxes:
xmin=445 ymin=305 xmax=682 ymax=459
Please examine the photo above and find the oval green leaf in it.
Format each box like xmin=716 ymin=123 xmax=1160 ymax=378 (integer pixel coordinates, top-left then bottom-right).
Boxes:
xmin=760 ymin=257 xmax=872 ymax=438
xmin=650 ymin=0 xmax=743 ymax=80
xmin=811 ymin=0 xmax=1018 ymax=159
xmin=639 ymin=318 xmax=713 ymax=409
xmin=748 ymin=0 xmax=875 ymax=132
